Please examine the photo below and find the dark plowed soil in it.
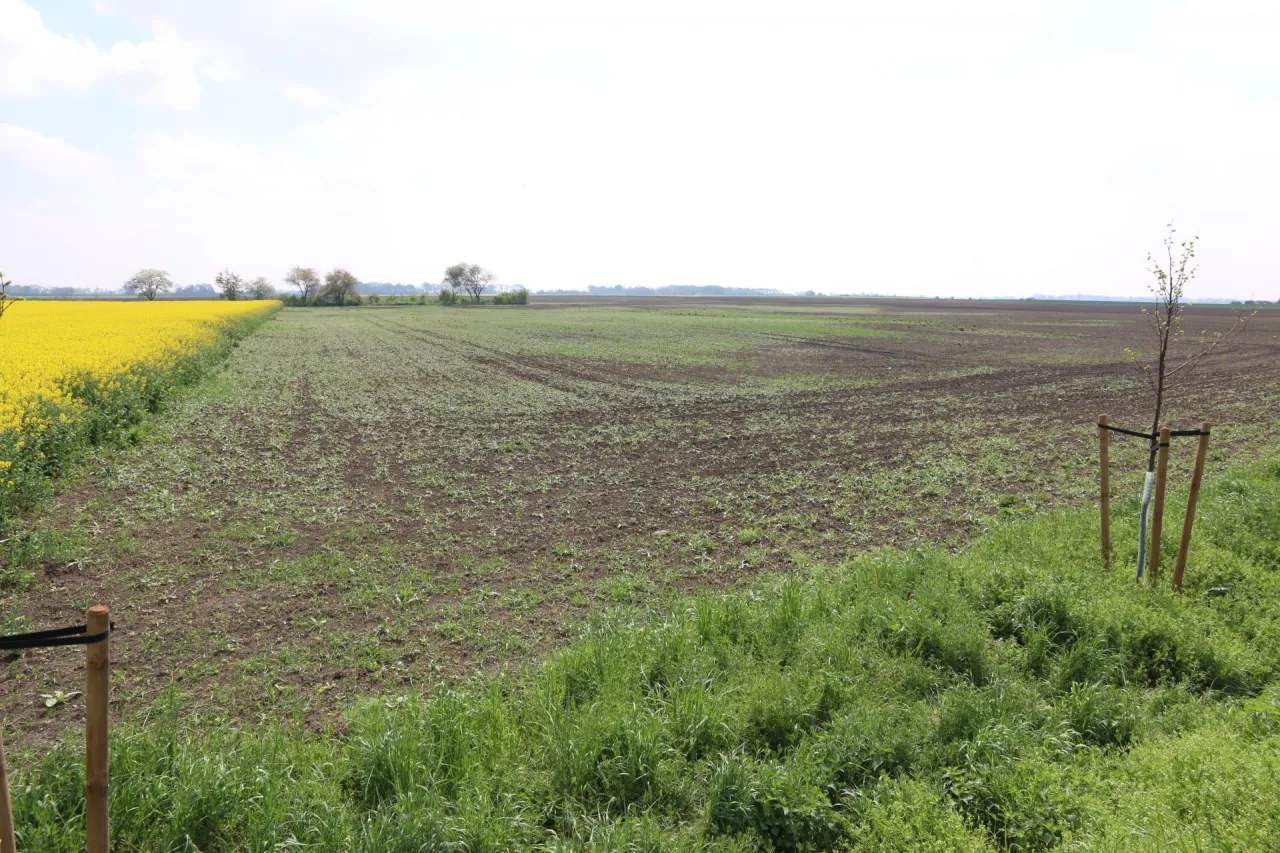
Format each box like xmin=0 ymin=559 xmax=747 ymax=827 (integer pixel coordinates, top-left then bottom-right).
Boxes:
xmin=4 ymin=298 xmax=1278 ymax=744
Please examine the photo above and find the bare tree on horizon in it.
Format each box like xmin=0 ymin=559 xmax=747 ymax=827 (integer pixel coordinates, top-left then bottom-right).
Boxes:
xmin=442 ymin=263 xmax=495 ymax=303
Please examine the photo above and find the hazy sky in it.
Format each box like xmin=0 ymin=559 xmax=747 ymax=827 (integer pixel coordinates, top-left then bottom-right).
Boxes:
xmin=2 ymin=1 xmax=1278 ymax=298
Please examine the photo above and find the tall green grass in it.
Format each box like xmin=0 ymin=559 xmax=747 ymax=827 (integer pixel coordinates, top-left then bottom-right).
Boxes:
xmin=10 ymin=456 xmax=1280 ymax=851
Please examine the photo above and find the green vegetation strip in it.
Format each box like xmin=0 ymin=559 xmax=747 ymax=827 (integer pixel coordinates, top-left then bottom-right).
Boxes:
xmin=11 ymin=456 xmax=1280 ymax=852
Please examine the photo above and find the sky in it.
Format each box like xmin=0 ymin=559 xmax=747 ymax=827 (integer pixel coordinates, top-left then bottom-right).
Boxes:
xmin=1 ymin=0 xmax=1278 ymax=299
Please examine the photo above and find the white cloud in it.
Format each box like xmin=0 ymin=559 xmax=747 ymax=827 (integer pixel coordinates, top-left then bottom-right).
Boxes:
xmin=4 ymin=1 xmax=1280 ymax=297
xmin=280 ymin=82 xmax=336 ymax=109
xmin=0 ymin=123 xmax=110 ymax=178
xmin=0 ymin=0 xmax=228 ymax=106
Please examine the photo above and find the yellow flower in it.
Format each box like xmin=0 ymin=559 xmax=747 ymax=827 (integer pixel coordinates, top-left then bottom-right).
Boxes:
xmin=1 ymin=300 xmax=277 ymax=448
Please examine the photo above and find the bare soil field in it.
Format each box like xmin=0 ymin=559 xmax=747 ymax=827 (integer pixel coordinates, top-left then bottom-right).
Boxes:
xmin=4 ymin=297 xmax=1279 ymax=741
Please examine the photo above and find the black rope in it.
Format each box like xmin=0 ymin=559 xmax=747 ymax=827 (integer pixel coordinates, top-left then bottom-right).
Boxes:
xmin=1098 ymin=424 xmax=1211 ymax=440
xmin=1099 ymin=423 xmax=1156 ymax=440
xmin=0 ymin=622 xmax=114 ymax=651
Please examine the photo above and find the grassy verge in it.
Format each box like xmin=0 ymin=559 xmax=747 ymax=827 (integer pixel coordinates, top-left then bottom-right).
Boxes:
xmin=8 ymin=454 xmax=1280 ymax=852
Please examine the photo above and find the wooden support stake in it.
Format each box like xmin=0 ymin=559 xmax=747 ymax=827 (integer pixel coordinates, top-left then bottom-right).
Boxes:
xmin=1098 ymin=414 xmax=1111 ymax=567
xmin=1148 ymin=428 xmax=1172 ymax=581
xmin=1173 ymin=423 xmax=1212 ymax=593
xmin=85 ymin=605 xmax=110 ymax=853
xmin=0 ymin=729 xmax=16 ymax=853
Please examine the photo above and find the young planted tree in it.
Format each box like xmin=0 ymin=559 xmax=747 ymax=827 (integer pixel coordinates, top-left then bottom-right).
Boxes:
xmin=215 ymin=269 xmax=245 ymax=301
xmin=1126 ymin=224 xmax=1253 ymax=578
xmin=248 ymin=277 xmax=276 ymax=300
xmin=123 ymin=268 xmax=174 ymax=301
xmin=285 ymin=267 xmax=321 ymax=302
xmin=0 ymin=270 xmax=19 ymax=322
xmin=320 ymin=268 xmax=360 ymax=305
xmin=442 ymin=263 xmax=495 ymax=303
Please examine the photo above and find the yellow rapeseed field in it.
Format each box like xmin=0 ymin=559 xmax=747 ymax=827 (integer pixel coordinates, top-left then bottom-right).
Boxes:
xmin=0 ymin=300 xmax=278 ymax=511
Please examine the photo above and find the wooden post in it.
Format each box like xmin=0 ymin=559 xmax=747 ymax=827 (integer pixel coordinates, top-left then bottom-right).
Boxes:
xmin=1148 ymin=428 xmax=1172 ymax=581
xmin=0 ymin=729 xmax=16 ymax=853
xmin=85 ymin=605 xmax=110 ymax=853
xmin=1173 ymin=423 xmax=1212 ymax=593
xmin=1098 ymin=414 xmax=1111 ymax=567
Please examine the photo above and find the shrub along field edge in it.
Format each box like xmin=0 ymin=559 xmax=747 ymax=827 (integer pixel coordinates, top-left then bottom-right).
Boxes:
xmin=7 ymin=451 xmax=1280 ymax=852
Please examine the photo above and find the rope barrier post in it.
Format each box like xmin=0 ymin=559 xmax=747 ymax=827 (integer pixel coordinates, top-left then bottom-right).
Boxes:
xmin=1148 ymin=428 xmax=1172 ymax=582
xmin=1173 ymin=423 xmax=1212 ymax=593
xmin=0 ymin=729 xmax=16 ymax=853
xmin=85 ymin=605 xmax=110 ymax=853
xmin=1098 ymin=415 xmax=1111 ymax=567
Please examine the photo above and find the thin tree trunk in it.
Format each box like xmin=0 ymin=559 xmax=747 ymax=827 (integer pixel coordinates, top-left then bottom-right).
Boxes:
xmin=1138 ymin=314 xmax=1171 ymax=578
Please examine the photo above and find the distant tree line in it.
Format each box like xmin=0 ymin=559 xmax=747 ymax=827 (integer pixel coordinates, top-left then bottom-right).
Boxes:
xmin=7 ymin=281 xmax=236 ymax=299
xmin=586 ymin=284 xmax=786 ymax=296
xmin=285 ymin=262 xmax=526 ymax=307
xmin=6 ymin=284 xmax=102 ymax=297
xmin=119 ymin=269 xmax=277 ymax=301
xmin=435 ymin=264 xmax=527 ymax=306
xmin=281 ymin=267 xmax=361 ymax=305
xmin=360 ymin=282 xmax=423 ymax=295
xmin=177 ymin=284 xmax=217 ymax=297
xmin=7 ymin=262 xmax=532 ymax=308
